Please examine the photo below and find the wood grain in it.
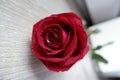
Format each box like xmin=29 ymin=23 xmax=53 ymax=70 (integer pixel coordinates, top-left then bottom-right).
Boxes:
xmin=0 ymin=0 xmax=98 ymax=80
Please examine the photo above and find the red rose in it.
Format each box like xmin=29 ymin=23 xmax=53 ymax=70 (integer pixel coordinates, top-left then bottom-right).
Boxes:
xmin=32 ymin=12 xmax=89 ymax=72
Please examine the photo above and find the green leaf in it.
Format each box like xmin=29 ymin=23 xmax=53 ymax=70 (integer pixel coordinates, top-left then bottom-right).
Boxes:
xmin=93 ymin=41 xmax=113 ymax=51
xmin=103 ymin=41 xmax=114 ymax=46
xmin=92 ymin=53 xmax=108 ymax=64
xmin=88 ymin=28 xmax=100 ymax=37
xmin=93 ymin=45 xmax=102 ymax=51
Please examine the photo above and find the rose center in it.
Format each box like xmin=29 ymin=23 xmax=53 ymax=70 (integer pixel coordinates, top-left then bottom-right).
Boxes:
xmin=46 ymin=28 xmax=61 ymax=45
xmin=48 ymin=32 xmax=59 ymax=44
xmin=42 ymin=24 xmax=63 ymax=50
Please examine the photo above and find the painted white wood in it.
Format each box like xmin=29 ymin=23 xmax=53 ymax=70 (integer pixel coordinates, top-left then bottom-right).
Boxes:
xmin=90 ymin=17 xmax=120 ymax=77
xmin=0 ymin=0 xmax=98 ymax=80
xmin=85 ymin=0 xmax=120 ymax=24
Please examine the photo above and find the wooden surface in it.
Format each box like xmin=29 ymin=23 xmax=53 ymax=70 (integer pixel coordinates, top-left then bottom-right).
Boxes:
xmin=0 ymin=0 xmax=98 ymax=80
